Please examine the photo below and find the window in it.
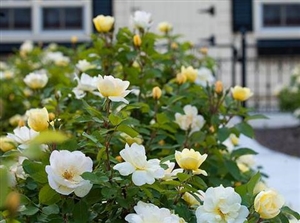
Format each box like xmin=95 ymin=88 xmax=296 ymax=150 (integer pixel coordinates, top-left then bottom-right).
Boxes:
xmin=263 ymin=4 xmax=300 ymax=27
xmin=254 ymin=0 xmax=300 ymax=39
xmin=0 ymin=0 xmax=92 ymax=43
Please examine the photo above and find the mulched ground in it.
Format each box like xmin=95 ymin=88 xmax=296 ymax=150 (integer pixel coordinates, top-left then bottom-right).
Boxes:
xmin=254 ymin=126 xmax=300 ymax=158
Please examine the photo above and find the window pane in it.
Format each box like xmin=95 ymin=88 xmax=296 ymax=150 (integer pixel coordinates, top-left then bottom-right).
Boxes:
xmin=65 ymin=8 xmax=82 ymax=29
xmin=42 ymin=7 xmax=83 ymax=30
xmin=0 ymin=8 xmax=10 ymax=29
xmin=43 ymin=8 xmax=60 ymax=30
xmin=263 ymin=4 xmax=281 ymax=27
xmin=14 ymin=8 xmax=31 ymax=29
xmin=286 ymin=4 xmax=300 ymax=26
xmin=0 ymin=8 xmax=31 ymax=30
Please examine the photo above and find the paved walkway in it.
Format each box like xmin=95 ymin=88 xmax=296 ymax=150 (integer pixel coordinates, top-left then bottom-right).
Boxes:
xmin=239 ymin=113 xmax=300 ymax=213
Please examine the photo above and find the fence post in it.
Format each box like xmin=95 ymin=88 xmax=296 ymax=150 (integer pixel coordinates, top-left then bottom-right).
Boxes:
xmin=241 ymin=28 xmax=247 ymax=107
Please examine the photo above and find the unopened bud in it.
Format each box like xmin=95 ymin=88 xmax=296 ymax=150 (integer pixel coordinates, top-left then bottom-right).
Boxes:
xmin=200 ymin=47 xmax=208 ymax=55
xmin=176 ymin=73 xmax=187 ymax=84
xmin=5 ymin=191 xmax=20 ymax=215
xmin=215 ymin=81 xmax=223 ymax=94
xmin=48 ymin=112 xmax=55 ymax=121
xmin=133 ymin=34 xmax=142 ymax=47
xmin=171 ymin=42 xmax=178 ymax=49
xmin=115 ymin=156 xmax=123 ymax=162
xmin=71 ymin=36 xmax=78 ymax=44
xmin=209 ymin=126 xmax=215 ymax=133
xmin=152 ymin=86 xmax=162 ymax=99
xmin=18 ymin=119 xmax=25 ymax=127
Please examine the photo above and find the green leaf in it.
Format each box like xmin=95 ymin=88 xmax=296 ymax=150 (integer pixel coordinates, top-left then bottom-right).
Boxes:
xmin=31 ymin=131 xmax=68 ymax=144
xmin=278 ymin=213 xmax=290 ymax=223
xmin=82 ymin=100 xmax=103 ymax=119
xmin=235 ymin=122 xmax=254 ymax=138
xmin=281 ymin=206 xmax=300 ymax=219
xmin=224 ymin=160 xmax=242 ymax=181
xmin=42 ymin=204 xmax=60 ymax=215
xmin=246 ymin=172 xmax=261 ymax=195
xmin=230 ymin=148 xmax=258 ymax=159
xmin=39 ymin=184 xmax=61 ymax=205
xmin=82 ymin=132 xmax=98 ymax=144
xmin=244 ymin=114 xmax=269 ymax=121
xmin=217 ymin=127 xmax=231 ymax=142
xmin=73 ymin=200 xmax=89 ymax=223
xmin=0 ymin=167 xmax=9 ymax=208
xmin=23 ymin=160 xmax=47 ymax=183
xmin=177 ymin=173 xmax=192 ymax=182
xmin=109 ymin=113 xmax=123 ymax=126
xmin=161 ymin=180 xmax=181 ymax=186
xmin=117 ymin=124 xmax=139 ymax=138
xmin=81 ymin=172 xmax=109 ymax=184
xmin=21 ymin=206 xmax=39 ymax=216
xmin=156 ymin=113 xmax=169 ymax=124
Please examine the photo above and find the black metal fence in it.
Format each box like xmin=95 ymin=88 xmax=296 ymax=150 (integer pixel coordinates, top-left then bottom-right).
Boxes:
xmin=215 ymin=55 xmax=300 ymax=112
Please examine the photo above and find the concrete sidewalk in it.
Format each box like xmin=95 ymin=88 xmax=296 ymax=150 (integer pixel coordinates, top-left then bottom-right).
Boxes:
xmin=240 ymin=113 xmax=300 ymax=213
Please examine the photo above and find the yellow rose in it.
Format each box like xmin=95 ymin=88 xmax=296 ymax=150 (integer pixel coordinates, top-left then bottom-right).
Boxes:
xmin=158 ymin=22 xmax=173 ymax=33
xmin=229 ymin=133 xmax=239 ymax=146
xmin=133 ymin=34 xmax=142 ymax=47
xmin=152 ymin=86 xmax=162 ymax=99
xmin=27 ymin=107 xmax=49 ymax=132
xmin=176 ymin=73 xmax=187 ymax=84
xmin=175 ymin=148 xmax=207 ymax=175
xmin=253 ymin=181 xmax=268 ymax=195
xmin=93 ymin=15 xmax=114 ymax=33
xmin=71 ymin=36 xmax=78 ymax=44
xmin=254 ymin=190 xmax=285 ymax=219
xmin=182 ymin=191 xmax=204 ymax=207
xmin=231 ymin=86 xmax=253 ymax=101
xmin=181 ymin=66 xmax=197 ymax=82
xmin=0 ymin=136 xmax=16 ymax=152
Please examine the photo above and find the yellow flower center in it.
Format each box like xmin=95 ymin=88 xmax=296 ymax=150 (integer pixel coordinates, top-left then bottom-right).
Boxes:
xmin=62 ymin=170 xmax=74 ymax=180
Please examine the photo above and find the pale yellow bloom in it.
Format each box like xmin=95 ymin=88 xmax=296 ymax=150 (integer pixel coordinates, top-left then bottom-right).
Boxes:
xmin=176 ymin=73 xmax=187 ymax=84
xmin=171 ymin=42 xmax=178 ymax=49
xmin=133 ymin=34 xmax=142 ymax=47
xmin=182 ymin=190 xmax=205 ymax=207
xmin=175 ymin=148 xmax=207 ymax=175
xmin=181 ymin=66 xmax=197 ymax=82
xmin=70 ymin=36 xmax=78 ymax=44
xmin=27 ymin=107 xmax=49 ymax=132
xmin=231 ymin=86 xmax=253 ymax=101
xmin=254 ymin=189 xmax=285 ymax=219
xmin=152 ymin=86 xmax=162 ymax=99
xmin=253 ymin=181 xmax=268 ymax=195
xmin=93 ymin=15 xmax=114 ymax=33
xmin=0 ymin=136 xmax=16 ymax=152
xmin=158 ymin=21 xmax=173 ymax=33
xmin=97 ymin=75 xmax=131 ymax=104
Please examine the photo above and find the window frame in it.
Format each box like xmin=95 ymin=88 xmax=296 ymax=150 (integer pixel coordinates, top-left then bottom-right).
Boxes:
xmin=254 ymin=0 xmax=300 ymax=39
xmin=0 ymin=0 xmax=92 ymax=43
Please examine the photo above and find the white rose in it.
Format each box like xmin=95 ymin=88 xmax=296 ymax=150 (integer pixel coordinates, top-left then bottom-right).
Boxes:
xmin=24 ymin=70 xmax=48 ymax=89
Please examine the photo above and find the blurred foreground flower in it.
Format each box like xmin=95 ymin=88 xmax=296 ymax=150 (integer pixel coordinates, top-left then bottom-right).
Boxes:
xmin=254 ymin=189 xmax=285 ymax=219
xmin=125 ymin=201 xmax=185 ymax=223
xmin=97 ymin=75 xmax=131 ymax=104
xmin=113 ymin=143 xmax=164 ymax=186
xmin=0 ymin=136 xmax=16 ymax=152
xmin=158 ymin=21 xmax=173 ymax=34
xmin=45 ymin=150 xmax=93 ymax=197
xmin=196 ymin=185 xmax=249 ymax=223
xmin=175 ymin=148 xmax=207 ymax=175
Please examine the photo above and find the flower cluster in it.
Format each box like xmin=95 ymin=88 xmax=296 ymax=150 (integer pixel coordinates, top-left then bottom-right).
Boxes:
xmin=0 ymin=10 xmax=298 ymax=223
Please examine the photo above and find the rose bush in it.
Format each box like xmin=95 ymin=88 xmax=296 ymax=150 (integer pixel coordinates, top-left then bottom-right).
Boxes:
xmin=0 ymin=11 xmax=299 ymax=223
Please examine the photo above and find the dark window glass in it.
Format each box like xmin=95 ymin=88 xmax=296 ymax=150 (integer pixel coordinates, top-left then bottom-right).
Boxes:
xmin=42 ymin=7 xmax=83 ymax=30
xmin=263 ymin=4 xmax=280 ymax=27
xmin=263 ymin=4 xmax=300 ymax=27
xmin=0 ymin=8 xmax=31 ymax=30
xmin=286 ymin=5 xmax=300 ymax=26
xmin=14 ymin=8 xmax=31 ymax=29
